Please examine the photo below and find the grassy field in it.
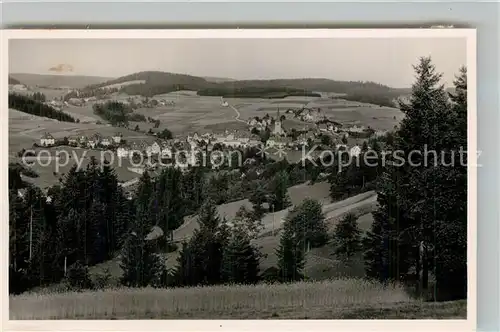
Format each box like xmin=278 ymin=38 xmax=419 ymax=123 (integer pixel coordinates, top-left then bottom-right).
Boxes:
xmin=9 ymin=279 xmax=466 ymax=319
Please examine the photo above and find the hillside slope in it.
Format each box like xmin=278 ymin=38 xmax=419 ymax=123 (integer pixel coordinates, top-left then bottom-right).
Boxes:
xmin=8 ymin=76 xmax=21 ymax=85
xmin=9 ymin=73 xmax=113 ymax=89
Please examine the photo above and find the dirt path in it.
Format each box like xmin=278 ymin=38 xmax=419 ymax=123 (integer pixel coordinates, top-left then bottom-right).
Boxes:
xmin=173 ymin=190 xmax=377 ymax=243
xmin=228 ymin=103 xmax=247 ymax=123
xmin=259 ymin=191 xmax=377 ymax=235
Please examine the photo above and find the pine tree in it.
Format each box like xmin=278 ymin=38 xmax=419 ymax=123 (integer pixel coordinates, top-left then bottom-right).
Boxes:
xmin=333 ymin=213 xmax=362 ymax=262
xmin=363 ymin=57 xmax=466 ymax=300
xmin=329 ymin=170 xmax=349 ymax=201
xmin=152 ymin=168 xmax=186 ymax=242
xmin=220 ymin=229 xmax=260 ymax=284
xmin=276 ymin=221 xmax=305 ymax=282
xmin=120 ymin=208 xmax=161 ymax=287
xmin=249 ymin=185 xmax=268 ymax=219
xmin=286 ymin=199 xmax=328 ymax=249
xmin=173 ymin=200 xmax=228 ymax=286
xmin=430 ymin=67 xmax=468 ymax=300
xmin=269 ymin=170 xmax=291 ymax=211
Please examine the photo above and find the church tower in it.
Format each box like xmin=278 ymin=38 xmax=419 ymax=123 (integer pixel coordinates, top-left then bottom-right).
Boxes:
xmin=273 ymin=107 xmax=284 ymax=136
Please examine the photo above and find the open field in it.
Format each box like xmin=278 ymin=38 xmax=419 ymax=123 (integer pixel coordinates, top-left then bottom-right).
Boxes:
xmin=9 ymin=279 xmax=466 ymax=319
xmin=132 ymin=91 xmax=403 ymax=134
xmin=10 ymin=86 xmax=402 ymax=142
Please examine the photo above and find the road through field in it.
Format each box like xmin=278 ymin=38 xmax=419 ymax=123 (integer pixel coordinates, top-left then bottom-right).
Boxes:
xmin=228 ymin=103 xmax=247 ymax=123
xmin=259 ymin=190 xmax=377 ymax=235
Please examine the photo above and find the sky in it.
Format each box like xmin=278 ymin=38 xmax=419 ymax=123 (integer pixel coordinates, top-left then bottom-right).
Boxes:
xmin=9 ymin=38 xmax=467 ymax=88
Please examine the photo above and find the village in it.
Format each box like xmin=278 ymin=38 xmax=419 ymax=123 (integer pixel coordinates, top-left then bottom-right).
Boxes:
xmin=36 ymin=103 xmax=382 ymax=176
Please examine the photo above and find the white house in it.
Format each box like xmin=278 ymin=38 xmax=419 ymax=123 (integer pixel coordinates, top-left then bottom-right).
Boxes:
xmin=100 ymin=137 xmax=112 ymax=147
xmin=248 ymin=118 xmax=259 ymax=126
xmin=146 ymin=141 xmax=162 ymax=156
xmin=117 ymin=146 xmax=130 ymax=158
xmin=40 ymin=133 xmax=55 ymax=147
xmin=88 ymin=139 xmax=98 ymax=149
xmin=78 ymin=136 xmax=88 ymax=145
xmin=350 ymin=145 xmax=362 ymax=157
xmin=348 ymin=125 xmax=365 ymax=133
xmin=68 ymin=136 xmax=78 ymax=146
xmin=112 ymin=133 xmax=123 ymax=144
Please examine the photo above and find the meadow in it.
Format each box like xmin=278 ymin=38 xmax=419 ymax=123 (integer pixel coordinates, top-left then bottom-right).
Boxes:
xmin=9 ymin=278 xmax=466 ymax=319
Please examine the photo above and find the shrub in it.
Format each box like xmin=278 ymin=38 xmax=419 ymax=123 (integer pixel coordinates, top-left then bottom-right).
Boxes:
xmin=67 ymin=261 xmax=94 ymax=290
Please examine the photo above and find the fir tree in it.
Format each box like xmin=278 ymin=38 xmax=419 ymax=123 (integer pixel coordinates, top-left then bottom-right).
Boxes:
xmin=364 ymin=57 xmax=466 ymax=300
xmin=276 ymin=221 xmax=305 ymax=282
xmin=333 ymin=213 xmax=362 ymax=262
xmin=120 ymin=208 xmax=161 ymax=287
xmin=286 ymin=199 xmax=329 ymax=249
xmin=269 ymin=170 xmax=292 ymax=211
xmin=173 ymin=200 xmax=229 ymax=286
xmin=220 ymin=229 xmax=260 ymax=284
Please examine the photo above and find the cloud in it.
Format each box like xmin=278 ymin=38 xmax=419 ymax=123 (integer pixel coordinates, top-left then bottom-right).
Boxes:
xmin=48 ymin=64 xmax=74 ymax=73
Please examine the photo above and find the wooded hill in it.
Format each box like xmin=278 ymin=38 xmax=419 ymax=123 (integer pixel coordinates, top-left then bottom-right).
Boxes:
xmin=79 ymin=71 xmax=408 ymax=102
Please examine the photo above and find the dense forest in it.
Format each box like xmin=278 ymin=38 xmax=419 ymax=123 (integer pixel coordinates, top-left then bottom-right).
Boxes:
xmin=197 ymin=86 xmax=321 ymax=98
xmin=9 ymin=93 xmax=76 ymax=122
xmin=9 ymin=58 xmax=467 ymax=302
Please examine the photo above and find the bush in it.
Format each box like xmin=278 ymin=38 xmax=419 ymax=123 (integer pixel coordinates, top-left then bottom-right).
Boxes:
xmin=260 ymin=266 xmax=281 ymax=284
xmin=67 ymin=261 xmax=94 ymax=290
xmin=93 ymin=268 xmax=112 ymax=290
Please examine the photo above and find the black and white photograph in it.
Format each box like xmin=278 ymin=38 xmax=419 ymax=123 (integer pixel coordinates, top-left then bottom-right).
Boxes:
xmin=4 ymin=29 xmax=476 ymax=325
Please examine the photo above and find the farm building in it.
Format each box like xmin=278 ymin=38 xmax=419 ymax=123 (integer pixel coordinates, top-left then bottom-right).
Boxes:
xmin=100 ymin=137 xmax=112 ymax=147
xmin=267 ymin=136 xmax=292 ymax=148
xmin=68 ymin=136 xmax=79 ymax=146
xmin=40 ymin=133 xmax=55 ymax=147
xmin=112 ymin=133 xmax=123 ymax=144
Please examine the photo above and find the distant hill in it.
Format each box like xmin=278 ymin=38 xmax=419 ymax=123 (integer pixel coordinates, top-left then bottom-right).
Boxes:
xmin=77 ymin=71 xmax=409 ymax=102
xmin=9 ymin=76 xmax=21 ymax=85
xmin=84 ymin=71 xmax=212 ymax=97
xmin=9 ymin=73 xmax=113 ymax=89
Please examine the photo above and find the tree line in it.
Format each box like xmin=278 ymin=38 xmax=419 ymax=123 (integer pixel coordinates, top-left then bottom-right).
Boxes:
xmin=197 ymin=87 xmax=321 ymax=99
xmin=9 ymin=93 xmax=76 ymax=123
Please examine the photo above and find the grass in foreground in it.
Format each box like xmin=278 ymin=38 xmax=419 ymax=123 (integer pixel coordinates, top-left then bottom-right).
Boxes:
xmin=10 ymin=278 xmax=466 ymax=320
